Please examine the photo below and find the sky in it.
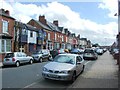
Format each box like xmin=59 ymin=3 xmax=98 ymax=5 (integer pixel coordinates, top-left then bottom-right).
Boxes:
xmin=0 ymin=0 xmax=118 ymax=46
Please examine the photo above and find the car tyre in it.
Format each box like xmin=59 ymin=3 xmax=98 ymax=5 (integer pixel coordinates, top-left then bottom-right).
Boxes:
xmin=2 ymin=65 xmax=6 ymax=68
xmin=16 ymin=61 xmax=20 ymax=67
xmin=95 ymin=57 xmax=98 ymax=60
xmin=29 ymin=59 xmax=33 ymax=64
xmin=71 ymin=72 xmax=76 ymax=83
xmin=39 ymin=58 xmax=42 ymax=63
xmin=81 ymin=65 xmax=85 ymax=73
xmin=48 ymin=56 xmax=52 ymax=61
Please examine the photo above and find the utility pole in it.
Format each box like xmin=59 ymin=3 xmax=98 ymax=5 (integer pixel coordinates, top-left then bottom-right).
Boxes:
xmin=117 ymin=3 xmax=120 ymax=84
xmin=114 ymin=0 xmax=120 ymax=71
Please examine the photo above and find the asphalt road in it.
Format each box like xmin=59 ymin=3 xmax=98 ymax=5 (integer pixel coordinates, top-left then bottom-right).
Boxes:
xmin=2 ymin=58 xmax=92 ymax=89
xmin=2 ymin=62 xmax=47 ymax=89
xmin=2 ymin=51 xmax=118 ymax=89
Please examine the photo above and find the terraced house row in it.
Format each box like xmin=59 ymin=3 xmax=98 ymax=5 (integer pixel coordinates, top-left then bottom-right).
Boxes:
xmin=0 ymin=9 xmax=92 ymax=61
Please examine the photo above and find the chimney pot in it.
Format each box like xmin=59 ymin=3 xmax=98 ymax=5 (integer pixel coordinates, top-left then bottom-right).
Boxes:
xmin=39 ymin=15 xmax=46 ymax=25
xmin=53 ymin=20 xmax=58 ymax=27
xmin=5 ymin=10 xmax=10 ymax=15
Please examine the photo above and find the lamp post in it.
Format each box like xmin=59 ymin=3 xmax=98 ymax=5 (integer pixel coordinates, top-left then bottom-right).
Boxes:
xmin=115 ymin=0 xmax=120 ymax=70
xmin=118 ymin=0 xmax=120 ymax=71
xmin=114 ymin=0 xmax=120 ymax=70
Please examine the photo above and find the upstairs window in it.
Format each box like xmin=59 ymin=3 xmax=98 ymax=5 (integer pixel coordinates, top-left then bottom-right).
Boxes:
xmin=48 ymin=33 xmax=50 ymax=40
xmin=62 ymin=36 xmax=64 ymax=42
xmin=22 ymin=29 xmax=28 ymax=35
xmin=55 ymin=33 xmax=56 ymax=41
xmin=39 ymin=32 xmax=42 ymax=38
xmin=2 ymin=20 xmax=8 ymax=33
xmin=30 ymin=31 xmax=33 ymax=37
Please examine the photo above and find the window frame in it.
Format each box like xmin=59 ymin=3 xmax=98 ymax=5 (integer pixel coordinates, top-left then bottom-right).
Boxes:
xmin=2 ymin=20 xmax=9 ymax=33
xmin=0 ymin=39 xmax=11 ymax=53
xmin=30 ymin=31 xmax=33 ymax=37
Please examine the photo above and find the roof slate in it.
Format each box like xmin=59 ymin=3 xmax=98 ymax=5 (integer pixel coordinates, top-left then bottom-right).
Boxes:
xmin=33 ymin=19 xmax=52 ymax=31
xmin=47 ymin=21 xmax=61 ymax=32
xmin=0 ymin=11 xmax=15 ymax=20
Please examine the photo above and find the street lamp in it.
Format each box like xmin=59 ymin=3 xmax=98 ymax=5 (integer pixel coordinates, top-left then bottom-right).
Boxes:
xmin=114 ymin=0 xmax=120 ymax=70
xmin=115 ymin=0 xmax=120 ymax=70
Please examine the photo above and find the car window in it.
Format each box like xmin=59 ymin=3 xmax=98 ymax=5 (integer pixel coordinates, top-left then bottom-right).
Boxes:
xmin=54 ymin=55 xmax=75 ymax=65
xmin=42 ymin=50 xmax=49 ymax=54
xmin=5 ymin=53 xmax=14 ymax=58
xmin=42 ymin=50 xmax=45 ymax=53
xmin=22 ymin=53 xmax=26 ymax=57
xmin=76 ymin=56 xmax=82 ymax=62
xmin=17 ymin=53 xmax=22 ymax=57
xmin=84 ymin=49 xmax=94 ymax=53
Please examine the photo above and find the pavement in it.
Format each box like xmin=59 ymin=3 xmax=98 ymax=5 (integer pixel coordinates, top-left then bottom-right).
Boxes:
xmin=0 ymin=62 xmax=2 ymax=67
xmin=68 ymin=51 xmax=119 ymax=88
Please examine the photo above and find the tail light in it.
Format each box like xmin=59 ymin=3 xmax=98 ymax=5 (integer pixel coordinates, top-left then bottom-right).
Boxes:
xmin=12 ymin=58 xmax=15 ymax=61
xmin=58 ymin=50 xmax=60 ymax=54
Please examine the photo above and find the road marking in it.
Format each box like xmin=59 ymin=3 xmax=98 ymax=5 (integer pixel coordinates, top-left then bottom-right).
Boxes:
xmin=84 ymin=61 xmax=91 ymax=65
xmin=19 ymin=81 xmax=39 ymax=90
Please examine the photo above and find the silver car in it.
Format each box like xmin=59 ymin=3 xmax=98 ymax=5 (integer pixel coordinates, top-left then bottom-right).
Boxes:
xmin=42 ymin=54 xmax=85 ymax=82
xmin=83 ymin=48 xmax=98 ymax=60
xmin=32 ymin=49 xmax=52 ymax=62
xmin=96 ymin=48 xmax=104 ymax=55
xmin=3 ymin=52 xmax=33 ymax=67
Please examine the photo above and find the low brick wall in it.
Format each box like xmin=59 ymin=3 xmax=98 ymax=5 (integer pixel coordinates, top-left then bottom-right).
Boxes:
xmin=0 ymin=53 xmax=5 ymax=62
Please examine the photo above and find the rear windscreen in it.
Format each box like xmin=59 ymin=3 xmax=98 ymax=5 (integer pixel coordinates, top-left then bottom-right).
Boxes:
xmin=84 ymin=50 xmax=94 ymax=53
xmin=5 ymin=53 xmax=14 ymax=58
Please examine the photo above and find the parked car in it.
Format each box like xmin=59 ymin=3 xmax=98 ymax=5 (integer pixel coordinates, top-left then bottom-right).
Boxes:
xmin=71 ymin=48 xmax=83 ymax=54
xmin=96 ymin=48 xmax=104 ymax=55
xmin=50 ymin=49 xmax=59 ymax=59
xmin=50 ymin=49 xmax=65 ymax=59
xmin=3 ymin=52 xmax=33 ymax=67
xmin=113 ymin=49 xmax=119 ymax=59
xmin=42 ymin=54 xmax=85 ymax=82
xmin=109 ymin=48 xmax=118 ymax=55
xmin=103 ymin=48 xmax=107 ymax=52
xmin=32 ymin=49 xmax=52 ymax=62
xmin=83 ymin=48 xmax=98 ymax=60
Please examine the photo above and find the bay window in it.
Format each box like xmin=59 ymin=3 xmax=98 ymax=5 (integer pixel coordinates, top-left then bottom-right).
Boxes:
xmin=6 ymin=40 xmax=11 ymax=52
xmin=0 ymin=39 xmax=11 ymax=53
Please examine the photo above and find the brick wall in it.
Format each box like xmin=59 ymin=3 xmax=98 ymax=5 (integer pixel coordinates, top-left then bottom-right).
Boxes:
xmin=0 ymin=10 xmax=15 ymax=62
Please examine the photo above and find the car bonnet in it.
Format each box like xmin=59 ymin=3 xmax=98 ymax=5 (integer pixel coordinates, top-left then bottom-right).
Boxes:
xmin=44 ymin=62 xmax=75 ymax=71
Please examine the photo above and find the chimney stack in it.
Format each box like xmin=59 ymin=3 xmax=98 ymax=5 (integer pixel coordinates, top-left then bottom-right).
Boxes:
xmin=39 ymin=15 xmax=46 ymax=25
xmin=53 ymin=20 xmax=58 ymax=27
xmin=5 ymin=10 xmax=10 ymax=15
xmin=0 ymin=9 xmax=10 ymax=16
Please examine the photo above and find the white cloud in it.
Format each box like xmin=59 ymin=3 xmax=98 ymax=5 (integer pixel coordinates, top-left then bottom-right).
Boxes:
xmin=98 ymin=0 xmax=118 ymax=19
xmin=0 ymin=0 xmax=118 ymax=46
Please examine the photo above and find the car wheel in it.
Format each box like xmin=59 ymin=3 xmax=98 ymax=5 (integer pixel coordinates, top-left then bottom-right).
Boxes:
xmin=39 ymin=58 xmax=42 ymax=63
xmin=29 ymin=59 xmax=33 ymax=64
xmin=2 ymin=65 xmax=6 ymax=68
xmin=16 ymin=61 xmax=20 ymax=67
xmin=48 ymin=56 xmax=52 ymax=61
xmin=71 ymin=72 xmax=76 ymax=83
xmin=81 ymin=65 xmax=85 ymax=73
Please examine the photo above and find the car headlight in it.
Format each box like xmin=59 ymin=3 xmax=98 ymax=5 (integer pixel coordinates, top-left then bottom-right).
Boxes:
xmin=43 ymin=67 xmax=49 ymax=72
xmin=59 ymin=70 xmax=71 ymax=74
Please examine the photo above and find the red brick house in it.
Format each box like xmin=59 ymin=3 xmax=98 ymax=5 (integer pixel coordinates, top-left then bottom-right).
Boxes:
xmin=52 ymin=20 xmax=63 ymax=49
xmin=28 ymin=15 xmax=53 ymax=50
xmin=0 ymin=9 xmax=15 ymax=61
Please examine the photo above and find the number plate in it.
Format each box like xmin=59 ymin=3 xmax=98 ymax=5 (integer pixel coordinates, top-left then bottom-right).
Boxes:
xmin=6 ymin=59 xmax=9 ymax=61
xmin=48 ymin=74 xmax=58 ymax=78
